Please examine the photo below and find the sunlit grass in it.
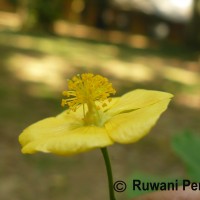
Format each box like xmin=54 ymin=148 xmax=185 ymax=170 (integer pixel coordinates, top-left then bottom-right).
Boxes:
xmin=0 ymin=31 xmax=199 ymax=113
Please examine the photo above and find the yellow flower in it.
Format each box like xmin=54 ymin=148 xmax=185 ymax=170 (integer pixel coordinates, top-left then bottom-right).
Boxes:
xmin=19 ymin=73 xmax=173 ymax=155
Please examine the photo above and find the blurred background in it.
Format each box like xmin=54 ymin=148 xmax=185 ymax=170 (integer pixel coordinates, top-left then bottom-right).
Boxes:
xmin=0 ymin=0 xmax=200 ymax=199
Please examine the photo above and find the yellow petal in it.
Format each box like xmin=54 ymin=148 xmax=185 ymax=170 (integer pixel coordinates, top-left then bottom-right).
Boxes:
xmin=95 ymin=98 xmax=120 ymax=112
xmin=19 ymin=115 xmax=83 ymax=147
xmin=21 ymin=126 xmax=113 ymax=155
xmin=107 ymin=89 xmax=173 ymax=116
xmin=105 ymin=98 xmax=171 ymax=143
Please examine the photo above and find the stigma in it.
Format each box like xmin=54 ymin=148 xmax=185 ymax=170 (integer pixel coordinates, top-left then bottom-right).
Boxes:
xmin=61 ymin=73 xmax=116 ymax=112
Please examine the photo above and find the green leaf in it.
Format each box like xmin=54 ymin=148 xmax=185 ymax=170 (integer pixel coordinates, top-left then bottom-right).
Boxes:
xmin=171 ymin=131 xmax=200 ymax=181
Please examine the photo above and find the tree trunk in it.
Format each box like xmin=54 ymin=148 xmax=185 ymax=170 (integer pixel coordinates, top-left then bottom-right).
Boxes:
xmin=186 ymin=0 xmax=200 ymax=48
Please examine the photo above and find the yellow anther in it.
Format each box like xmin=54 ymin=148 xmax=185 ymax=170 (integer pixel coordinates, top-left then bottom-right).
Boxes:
xmin=61 ymin=73 xmax=116 ymax=111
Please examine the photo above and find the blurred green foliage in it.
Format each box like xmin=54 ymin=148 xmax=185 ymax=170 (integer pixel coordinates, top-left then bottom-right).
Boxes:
xmin=19 ymin=0 xmax=64 ymax=32
xmin=172 ymin=131 xmax=200 ymax=181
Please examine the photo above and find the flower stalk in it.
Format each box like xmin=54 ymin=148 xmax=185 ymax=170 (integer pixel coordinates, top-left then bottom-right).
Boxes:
xmin=101 ymin=147 xmax=116 ymax=200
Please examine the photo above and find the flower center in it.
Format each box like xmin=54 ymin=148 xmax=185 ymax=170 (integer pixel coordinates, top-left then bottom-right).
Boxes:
xmin=61 ymin=73 xmax=116 ymax=125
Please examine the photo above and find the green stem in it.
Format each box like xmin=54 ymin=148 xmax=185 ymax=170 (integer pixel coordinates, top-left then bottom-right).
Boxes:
xmin=101 ymin=147 xmax=116 ymax=200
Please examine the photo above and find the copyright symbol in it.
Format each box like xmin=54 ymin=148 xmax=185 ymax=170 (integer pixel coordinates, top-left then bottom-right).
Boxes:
xmin=113 ymin=181 xmax=127 ymax=192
